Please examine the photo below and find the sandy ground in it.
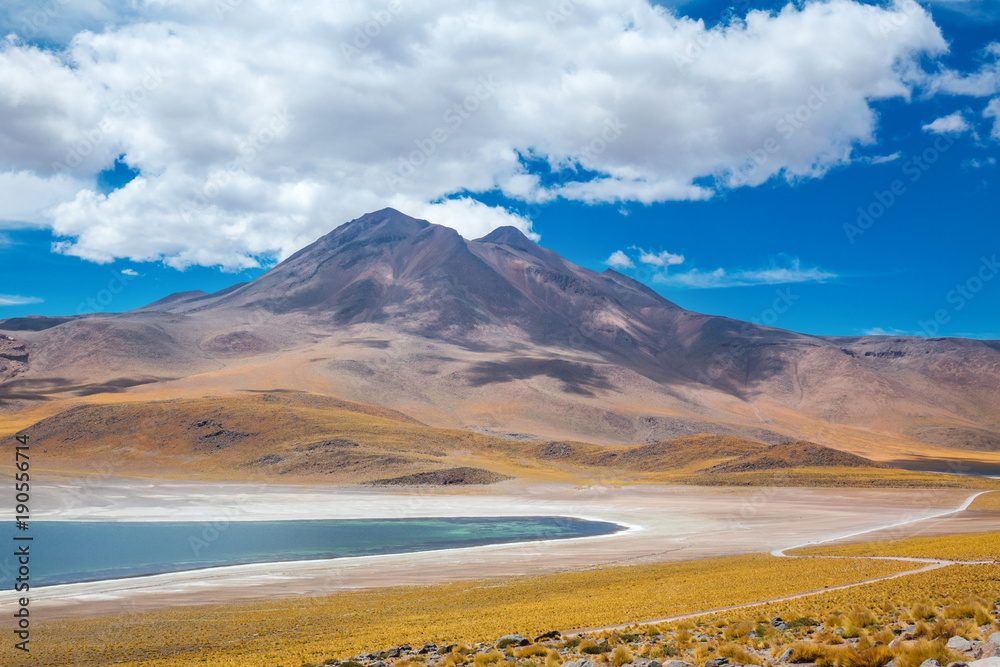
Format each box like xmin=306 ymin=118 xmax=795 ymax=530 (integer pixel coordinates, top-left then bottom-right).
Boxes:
xmin=0 ymin=476 xmax=994 ymax=621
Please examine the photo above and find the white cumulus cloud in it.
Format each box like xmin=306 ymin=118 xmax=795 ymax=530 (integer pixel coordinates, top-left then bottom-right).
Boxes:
xmin=605 ymin=250 xmax=635 ymax=270
xmin=0 ymin=0 xmax=967 ymax=268
xmin=637 ymin=248 xmax=685 ymax=267
xmin=922 ymin=111 xmax=972 ymax=134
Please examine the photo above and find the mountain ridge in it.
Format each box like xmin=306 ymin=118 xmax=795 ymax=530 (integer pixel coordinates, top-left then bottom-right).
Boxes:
xmin=2 ymin=208 xmax=999 ymax=471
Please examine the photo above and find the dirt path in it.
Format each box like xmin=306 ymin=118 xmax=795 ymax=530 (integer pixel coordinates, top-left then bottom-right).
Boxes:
xmin=565 ymin=490 xmax=994 ymax=635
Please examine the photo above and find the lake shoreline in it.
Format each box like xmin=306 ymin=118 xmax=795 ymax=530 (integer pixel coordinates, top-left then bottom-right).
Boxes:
xmin=6 ymin=479 xmax=996 ymax=622
xmin=21 ymin=516 xmax=631 ymax=588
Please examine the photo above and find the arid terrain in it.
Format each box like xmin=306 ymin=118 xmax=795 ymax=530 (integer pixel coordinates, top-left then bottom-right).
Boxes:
xmin=2 ymin=209 xmax=999 ymax=667
xmin=2 ymin=209 xmax=1000 ymax=478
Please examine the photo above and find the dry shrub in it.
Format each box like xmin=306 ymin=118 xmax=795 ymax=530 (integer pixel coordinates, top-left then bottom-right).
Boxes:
xmin=873 ymin=630 xmax=895 ymax=645
xmin=692 ymin=644 xmax=713 ymax=662
xmin=838 ymin=644 xmax=897 ymax=667
xmin=944 ymin=599 xmax=992 ymax=626
xmin=930 ymin=617 xmax=978 ymax=640
xmin=847 ymin=608 xmax=878 ymax=628
xmin=611 ymin=646 xmax=633 ymax=667
xmin=897 ymin=638 xmax=962 ymax=667
xmin=717 ymin=643 xmax=761 ymax=665
xmin=725 ymin=621 xmax=756 ymax=640
xmin=842 ymin=625 xmax=863 ymax=639
xmin=909 ymin=604 xmax=936 ymax=622
xmin=513 ymin=645 xmax=550 ymax=659
xmin=783 ymin=641 xmax=831 ymax=664
xmin=580 ymin=640 xmax=611 ymax=656
xmin=440 ymin=654 xmax=470 ymax=667
xmin=473 ymin=651 xmax=503 ymax=666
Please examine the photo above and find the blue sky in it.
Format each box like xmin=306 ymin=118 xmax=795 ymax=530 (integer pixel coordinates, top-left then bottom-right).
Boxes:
xmin=0 ymin=0 xmax=997 ymax=339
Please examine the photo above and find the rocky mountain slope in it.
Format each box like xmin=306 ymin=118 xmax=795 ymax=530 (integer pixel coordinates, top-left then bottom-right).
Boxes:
xmin=3 ymin=208 xmax=1000 ymax=470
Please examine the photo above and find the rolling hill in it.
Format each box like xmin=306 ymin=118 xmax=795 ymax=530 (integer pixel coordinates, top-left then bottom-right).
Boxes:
xmin=14 ymin=391 xmax=995 ymax=488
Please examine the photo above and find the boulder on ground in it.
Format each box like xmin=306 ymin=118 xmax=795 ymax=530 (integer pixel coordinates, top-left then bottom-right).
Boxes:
xmin=969 ymin=658 xmax=1000 ymax=667
xmin=948 ymin=637 xmax=977 ymax=652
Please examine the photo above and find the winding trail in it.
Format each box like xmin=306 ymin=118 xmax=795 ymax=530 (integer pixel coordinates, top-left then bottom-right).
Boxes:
xmin=565 ymin=490 xmax=995 ymax=635
xmin=770 ymin=490 xmax=991 ymax=557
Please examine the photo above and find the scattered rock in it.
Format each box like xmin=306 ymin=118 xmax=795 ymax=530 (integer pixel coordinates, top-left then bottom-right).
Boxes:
xmin=973 ymin=644 xmax=999 ymax=660
xmin=535 ymin=631 xmax=561 ymax=642
xmin=920 ymin=660 xmax=942 ymax=667
xmin=778 ymin=648 xmax=795 ymax=663
xmin=989 ymin=634 xmax=1000 ymax=647
xmin=418 ymin=643 xmax=437 ymax=655
xmin=663 ymin=661 xmax=695 ymax=667
xmin=949 ymin=638 xmax=976 ymax=653
xmin=969 ymin=659 xmax=1000 ymax=667
xmin=947 ymin=662 xmax=969 ymax=667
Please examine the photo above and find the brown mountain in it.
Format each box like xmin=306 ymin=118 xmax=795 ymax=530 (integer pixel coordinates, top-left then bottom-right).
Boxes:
xmin=2 ymin=208 xmax=1000 ymax=472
